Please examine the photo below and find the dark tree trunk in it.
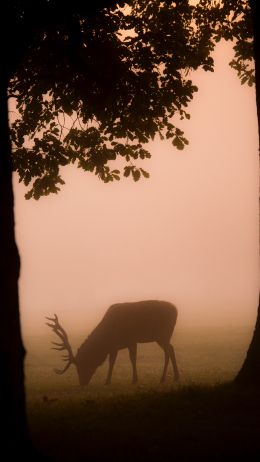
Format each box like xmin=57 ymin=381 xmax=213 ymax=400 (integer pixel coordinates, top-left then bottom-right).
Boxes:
xmin=0 ymin=73 xmax=31 ymax=454
xmin=0 ymin=2 xmax=118 ymax=457
xmin=235 ymin=0 xmax=260 ymax=386
xmin=235 ymin=302 xmax=260 ymax=385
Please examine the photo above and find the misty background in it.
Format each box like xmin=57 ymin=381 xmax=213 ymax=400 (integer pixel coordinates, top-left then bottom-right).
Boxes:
xmin=13 ymin=41 xmax=259 ymax=340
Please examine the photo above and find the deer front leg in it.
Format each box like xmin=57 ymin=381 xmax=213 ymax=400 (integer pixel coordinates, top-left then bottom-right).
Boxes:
xmin=128 ymin=344 xmax=138 ymax=383
xmin=160 ymin=345 xmax=170 ymax=383
xmin=105 ymin=350 xmax=118 ymax=385
xmin=157 ymin=342 xmax=171 ymax=383
xmin=169 ymin=344 xmax=180 ymax=381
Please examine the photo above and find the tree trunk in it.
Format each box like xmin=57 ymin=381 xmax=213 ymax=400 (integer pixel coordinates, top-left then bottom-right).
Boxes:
xmin=0 ymin=73 xmax=32 ymax=454
xmin=235 ymin=0 xmax=260 ymax=386
xmin=235 ymin=303 xmax=260 ymax=385
xmin=0 ymin=2 xmax=120 ymax=457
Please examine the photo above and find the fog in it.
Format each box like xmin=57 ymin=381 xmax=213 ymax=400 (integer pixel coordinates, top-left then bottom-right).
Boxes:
xmin=14 ymin=42 xmax=259 ymax=339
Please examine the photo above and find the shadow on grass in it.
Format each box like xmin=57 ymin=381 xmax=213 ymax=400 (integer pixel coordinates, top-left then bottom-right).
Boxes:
xmin=28 ymin=383 xmax=260 ymax=462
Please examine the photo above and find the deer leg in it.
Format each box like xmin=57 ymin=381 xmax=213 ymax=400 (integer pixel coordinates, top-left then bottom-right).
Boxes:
xmin=158 ymin=342 xmax=170 ymax=383
xmin=105 ymin=350 xmax=118 ymax=385
xmin=169 ymin=344 xmax=180 ymax=381
xmin=128 ymin=344 xmax=138 ymax=383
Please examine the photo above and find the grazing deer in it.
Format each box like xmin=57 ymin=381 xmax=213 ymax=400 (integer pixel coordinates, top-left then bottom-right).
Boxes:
xmin=46 ymin=300 xmax=179 ymax=385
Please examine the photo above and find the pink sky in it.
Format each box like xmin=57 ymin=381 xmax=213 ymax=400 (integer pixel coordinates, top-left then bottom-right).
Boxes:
xmin=13 ymin=41 xmax=259 ymax=337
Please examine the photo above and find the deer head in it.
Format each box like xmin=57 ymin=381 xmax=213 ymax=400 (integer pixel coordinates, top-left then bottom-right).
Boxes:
xmin=46 ymin=314 xmax=104 ymax=385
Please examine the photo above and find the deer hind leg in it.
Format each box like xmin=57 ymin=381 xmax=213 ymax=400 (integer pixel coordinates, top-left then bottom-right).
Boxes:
xmin=169 ymin=344 xmax=180 ymax=381
xmin=128 ymin=344 xmax=138 ymax=383
xmin=105 ymin=350 xmax=118 ymax=385
xmin=158 ymin=342 xmax=170 ymax=383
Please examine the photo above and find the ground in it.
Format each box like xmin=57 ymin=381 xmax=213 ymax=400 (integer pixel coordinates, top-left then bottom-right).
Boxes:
xmin=24 ymin=325 xmax=260 ymax=461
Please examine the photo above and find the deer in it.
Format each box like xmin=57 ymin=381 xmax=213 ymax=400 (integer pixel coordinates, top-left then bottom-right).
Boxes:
xmin=46 ymin=300 xmax=179 ymax=385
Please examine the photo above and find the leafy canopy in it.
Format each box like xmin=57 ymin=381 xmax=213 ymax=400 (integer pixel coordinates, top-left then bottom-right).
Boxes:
xmin=9 ymin=0 xmax=253 ymax=199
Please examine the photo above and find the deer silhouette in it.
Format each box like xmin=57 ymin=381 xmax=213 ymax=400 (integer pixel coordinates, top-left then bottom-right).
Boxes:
xmin=46 ymin=300 xmax=179 ymax=385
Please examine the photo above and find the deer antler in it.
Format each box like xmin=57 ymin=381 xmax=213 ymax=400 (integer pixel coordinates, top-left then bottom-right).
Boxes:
xmin=46 ymin=314 xmax=75 ymax=374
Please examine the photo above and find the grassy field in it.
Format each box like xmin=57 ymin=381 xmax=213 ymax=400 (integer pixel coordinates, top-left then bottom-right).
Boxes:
xmin=24 ymin=326 xmax=260 ymax=461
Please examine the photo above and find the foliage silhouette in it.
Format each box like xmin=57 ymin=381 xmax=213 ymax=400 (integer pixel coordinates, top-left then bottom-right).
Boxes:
xmin=10 ymin=1 xmax=253 ymax=199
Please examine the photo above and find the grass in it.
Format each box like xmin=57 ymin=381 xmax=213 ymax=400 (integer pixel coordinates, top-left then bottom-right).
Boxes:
xmin=24 ymin=327 xmax=260 ymax=461
xmin=28 ymin=384 xmax=260 ymax=462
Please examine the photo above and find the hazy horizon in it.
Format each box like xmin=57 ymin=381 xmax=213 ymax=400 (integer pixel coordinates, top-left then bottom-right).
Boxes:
xmin=13 ymin=41 xmax=259 ymax=339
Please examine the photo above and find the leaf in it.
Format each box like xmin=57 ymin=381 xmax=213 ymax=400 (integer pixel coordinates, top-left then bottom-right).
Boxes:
xmin=140 ymin=168 xmax=150 ymax=179
xmin=132 ymin=169 xmax=141 ymax=181
xmin=124 ymin=166 xmax=132 ymax=178
xmin=172 ymin=137 xmax=185 ymax=150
